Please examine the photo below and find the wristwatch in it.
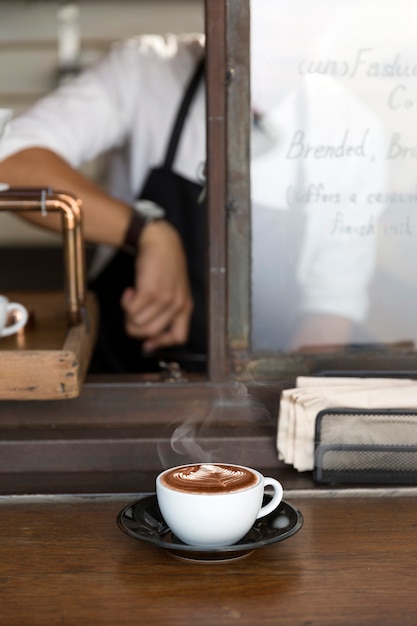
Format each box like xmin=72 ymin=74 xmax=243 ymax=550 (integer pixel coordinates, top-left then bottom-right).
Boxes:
xmin=122 ymin=200 xmax=166 ymax=255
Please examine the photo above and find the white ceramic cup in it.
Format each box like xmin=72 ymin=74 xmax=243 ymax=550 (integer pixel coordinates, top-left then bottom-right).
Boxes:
xmin=156 ymin=462 xmax=283 ymax=547
xmin=0 ymin=295 xmax=28 ymax=338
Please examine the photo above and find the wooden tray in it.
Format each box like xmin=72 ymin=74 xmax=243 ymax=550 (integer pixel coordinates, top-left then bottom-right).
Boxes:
xmin=0 ymin=187 xmax=98 ymax=400
xmin=0 ymin=291 xmax=98 ymax=400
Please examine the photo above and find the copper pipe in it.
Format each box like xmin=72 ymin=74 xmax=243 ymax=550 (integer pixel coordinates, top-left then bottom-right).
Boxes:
xmin=56 ymin=192 xmax=85 ymax=310
xmin=0 ymin=187 xmax=85 ymax=325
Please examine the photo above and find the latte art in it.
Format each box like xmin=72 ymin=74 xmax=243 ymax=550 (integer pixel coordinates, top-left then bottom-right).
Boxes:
xmin=160 ymin=463 xmax=259 ymax=494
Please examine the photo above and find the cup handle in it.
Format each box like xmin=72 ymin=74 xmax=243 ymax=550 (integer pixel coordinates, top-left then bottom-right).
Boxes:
xmin=1 ymin=303 xmax=28 ymax=337
xmin=256 ymin=477 xmax=283 ymax=519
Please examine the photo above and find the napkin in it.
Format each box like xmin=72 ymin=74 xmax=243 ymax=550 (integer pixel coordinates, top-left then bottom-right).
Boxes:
xmin=277 ymin=376 xmax=417 ymax=471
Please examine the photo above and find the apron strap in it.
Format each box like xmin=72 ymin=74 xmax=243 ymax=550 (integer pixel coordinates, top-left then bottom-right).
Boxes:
xmin=163 ymin=57 xmax=205 ymax=170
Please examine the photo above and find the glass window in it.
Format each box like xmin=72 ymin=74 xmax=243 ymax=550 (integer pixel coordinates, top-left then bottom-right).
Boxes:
xmin=249 ymin=0 xmax=417 ymax=360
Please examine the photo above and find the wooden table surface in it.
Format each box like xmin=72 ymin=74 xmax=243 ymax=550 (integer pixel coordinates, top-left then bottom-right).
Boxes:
xmin=0 ymin=490 xmax=416 ymax=626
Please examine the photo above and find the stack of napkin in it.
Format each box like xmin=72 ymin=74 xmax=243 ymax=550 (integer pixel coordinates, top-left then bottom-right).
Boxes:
xmin=277 ymin=376 xmax=417 ymax=472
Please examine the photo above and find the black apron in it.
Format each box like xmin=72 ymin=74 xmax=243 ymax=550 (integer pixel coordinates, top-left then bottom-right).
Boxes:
xmin=89 ymin=59 xmax=206 ymax=373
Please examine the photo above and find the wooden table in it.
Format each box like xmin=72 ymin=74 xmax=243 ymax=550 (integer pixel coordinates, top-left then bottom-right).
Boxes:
xmin=0 ymin=489 xmax=416 ymax=626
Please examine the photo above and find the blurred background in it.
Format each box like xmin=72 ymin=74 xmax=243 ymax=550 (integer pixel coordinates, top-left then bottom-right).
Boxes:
xmin=0 ymin=0 xmax=203 ymax=246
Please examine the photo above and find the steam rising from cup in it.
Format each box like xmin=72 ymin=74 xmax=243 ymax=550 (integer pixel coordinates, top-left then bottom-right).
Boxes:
xmin=157 ymin=382 xmax=272 ymax=469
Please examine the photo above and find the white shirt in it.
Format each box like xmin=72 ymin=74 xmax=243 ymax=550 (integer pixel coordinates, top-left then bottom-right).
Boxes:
xmin=0 ymin=33 xmax=206 ymax=202
xmin=250 ymin=75 xmax=387 ymax=349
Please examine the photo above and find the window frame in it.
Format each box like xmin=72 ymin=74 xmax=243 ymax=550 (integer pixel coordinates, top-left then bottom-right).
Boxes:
xmin=206 ymin=0 xmax=252 ymax=381
xmin=218 ymin=0 xmax=417 ymax=381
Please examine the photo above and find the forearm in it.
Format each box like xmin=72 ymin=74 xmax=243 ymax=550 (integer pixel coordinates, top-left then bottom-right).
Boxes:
xmin=0 ymin=147 xmax=131 ymax=247
xmin=0 ymin=147 xmax=194 ymax=349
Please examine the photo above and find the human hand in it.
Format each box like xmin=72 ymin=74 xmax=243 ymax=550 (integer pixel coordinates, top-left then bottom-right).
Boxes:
xmin=120 ymin=220 xmax=193 ymax=352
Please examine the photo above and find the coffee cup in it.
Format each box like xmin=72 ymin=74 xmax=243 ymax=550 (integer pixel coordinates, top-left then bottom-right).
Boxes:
xmin=156 ymin=462 xmax=283 ymax=547
xmin=0 ymin=295 xmax=28 ymax=338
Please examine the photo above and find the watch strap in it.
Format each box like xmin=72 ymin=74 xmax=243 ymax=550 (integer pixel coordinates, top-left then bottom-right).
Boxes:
xmin=122 ymin=209 xmax=148 ymax=255
xmin=122 ymin=205 xmax=165 ymax=255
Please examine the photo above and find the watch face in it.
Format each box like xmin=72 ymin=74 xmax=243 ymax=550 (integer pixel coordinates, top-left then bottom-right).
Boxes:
xmin=133 ymin=199 xmax=166 ymax=219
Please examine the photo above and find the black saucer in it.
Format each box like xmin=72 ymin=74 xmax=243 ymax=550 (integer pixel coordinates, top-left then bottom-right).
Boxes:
xmin=117 ymin=494 xmax=303 ymax=562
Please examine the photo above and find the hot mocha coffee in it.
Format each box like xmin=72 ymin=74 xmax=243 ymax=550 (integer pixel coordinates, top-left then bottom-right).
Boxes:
xmin=159 ymin=463 xmax=259 ymax=494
